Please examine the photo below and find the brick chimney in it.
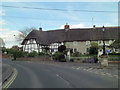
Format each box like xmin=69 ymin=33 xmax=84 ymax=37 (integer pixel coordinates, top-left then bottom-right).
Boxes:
xmin=39 ymin=27 xmax=42 ymax=31
xmin=64 ymin=23 xmax=70 ymax=31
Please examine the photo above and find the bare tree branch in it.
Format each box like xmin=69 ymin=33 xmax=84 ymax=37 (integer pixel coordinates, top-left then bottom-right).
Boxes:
xmin=15 ymin=27 xmax=36 ymax=44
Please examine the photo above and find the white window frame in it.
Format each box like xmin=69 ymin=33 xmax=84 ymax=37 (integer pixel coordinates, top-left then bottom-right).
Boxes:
xmin=73 ymin=41 xmax=78 ymax=45
xmin=86 ymin=41 xmax=90 ymax=45
xmin=73 ymin=48 xmax=78 ymax=53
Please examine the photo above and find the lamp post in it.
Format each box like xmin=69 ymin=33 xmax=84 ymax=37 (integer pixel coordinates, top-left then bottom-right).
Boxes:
xmin=100 ymin=26 xmax=108 ymax=67
xmin=102 ymin=26 xmax=106 ymax=55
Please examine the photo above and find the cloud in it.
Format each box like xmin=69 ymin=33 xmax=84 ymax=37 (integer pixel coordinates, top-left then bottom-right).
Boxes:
xmin=0 ymin=20 xmax=6 ymax=25
xmin=0 ymin=10 xmax=5 ymax=16
xmin=60 ymin=23 xmax=84 ymax=29
xmin=0 ymin=28 xmax=21 ymax=48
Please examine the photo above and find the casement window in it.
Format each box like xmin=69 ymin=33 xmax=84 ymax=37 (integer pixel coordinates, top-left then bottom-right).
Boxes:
xmin=115 ymin=48 xmax=119 ymax=52
xmin=86 ymin=48 xmax=89 ymax=52
xmin=73 ymin=48 xmax=78 ymax=53
xmin=73 ymin=41 xmax=78 ymax=45
xmin=86 ymin=41 xmax=90 ymax=45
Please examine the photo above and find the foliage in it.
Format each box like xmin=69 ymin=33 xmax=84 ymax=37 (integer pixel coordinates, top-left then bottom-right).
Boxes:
xmin=108 ymin=52 xmax=120 ymax=55
xmin=91 ymin=42 xmax=98 ymax=48
xmin=89 ymin=42 xmax=98 ymax=55
xmin=58 ymin=45 xmax=66 ymax=52
xmin=89 ymin=46 xmax=98 ymax=55
xmin=110 ymin=32 xmax=120 ymax=48
xmin=38 ymin=52 xmax=46 ymax=55
xmin=28 ymin=51 xmax=37 ymax=57
xmin=13 ymin=51 xmax=24 ymax=58
xmin=6 ymin=48 xmax=27 ymax=58
xmin=52 ymin=51 xmax=66 ymax=62
xmin=72 ymin=51 xmax=81 ymax=57
xmin=108 ymin=57 xmax=120 ymax=61
xmin=70 ymin=49 xmax=73 ymax=54
xmin=6 ymin=48 xmax=17 ymax=54
xmin=42 ymin=46 xmax=50 ymax=53
xmin=92 ymin=55 xmax=98 ymax=63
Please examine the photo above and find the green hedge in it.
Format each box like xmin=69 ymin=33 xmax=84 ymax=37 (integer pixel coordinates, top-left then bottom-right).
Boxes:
xmin=52 ymin=51 xmax=66 ymax=62
xmin=108 ymin=52 xmax=120 ymax=55
xmin=28 ymin=51 xmax=37 ymax=57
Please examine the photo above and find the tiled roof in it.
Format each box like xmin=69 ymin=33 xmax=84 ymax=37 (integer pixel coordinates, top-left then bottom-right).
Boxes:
xmin=21 ymin=26 xmax=119 ymax=45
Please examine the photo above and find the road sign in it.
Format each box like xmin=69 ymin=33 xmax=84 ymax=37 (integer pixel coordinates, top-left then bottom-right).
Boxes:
xmin=106 ymin=50 xmax=110 ymax=54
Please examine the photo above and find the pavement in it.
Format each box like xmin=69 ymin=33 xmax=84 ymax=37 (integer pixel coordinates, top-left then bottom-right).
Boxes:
xmin=2 ymin=58 xmax=119 ymax=88
xmin=2 ymin=64 xmax=14 ymax=84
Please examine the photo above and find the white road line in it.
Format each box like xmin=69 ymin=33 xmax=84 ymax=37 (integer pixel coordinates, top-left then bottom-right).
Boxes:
xmin=100 ymin=72 xmax=106 ymax=75
xmin=113 ymin=75 xmax=118 ymax=77
xmin=56 ymin=74 xmax=70 ymax=85
xmin=71 ymin=67 xmax=75 ymax=69
xmin=76 ymin=67 xmax=80 ymax=69
xmin=95 ymin=72 xmax=99 ymax=74
xmin=83 ymin=69 xmax=86 ymax=70
xmin=106 ymin=73 xmax=111 ymax=75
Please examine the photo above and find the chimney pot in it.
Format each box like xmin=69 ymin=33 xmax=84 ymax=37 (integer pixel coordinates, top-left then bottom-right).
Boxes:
xmin=64 ymin=23 xmax=70 ymax=31
xmin=39 ymin=27 xmax=42 ymax=31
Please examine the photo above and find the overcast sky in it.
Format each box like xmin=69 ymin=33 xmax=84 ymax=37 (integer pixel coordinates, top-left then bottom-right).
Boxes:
xmin=0 ymin=1 xmax=118 ymax=48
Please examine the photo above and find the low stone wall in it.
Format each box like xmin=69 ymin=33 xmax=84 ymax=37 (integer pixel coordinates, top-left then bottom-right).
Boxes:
xmin=15 ymin=57 xmax=51 ymax=61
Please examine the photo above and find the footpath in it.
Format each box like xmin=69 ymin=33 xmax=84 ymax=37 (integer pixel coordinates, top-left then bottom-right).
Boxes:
xmin=1 ymin=64 xmax=17 ymax=89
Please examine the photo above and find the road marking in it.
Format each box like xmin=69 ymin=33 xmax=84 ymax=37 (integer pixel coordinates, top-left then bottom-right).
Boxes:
xmin=113 ymin=75 xmax=118 ymax=78
xmin=113 ymin=75 xmax=118 ymax=77
xmin=2 ymin=68 xmax=18 ymax=89
xmin=100 ymin=72 xmax=106 ymax=75
xmin=105 ymin=73 xmax=112 ymax=76
xmin=56 ymin=74 xmax=70 ymax=85
xmin=83 ymin=69 xmax=86 ymax=71
xmin=89 ymin=70 xmax=93 ymax=72
xmin=95 ymin=72 xmax=99 ymax=74
xmin=76 ymin=67 xmax=80 ymax=69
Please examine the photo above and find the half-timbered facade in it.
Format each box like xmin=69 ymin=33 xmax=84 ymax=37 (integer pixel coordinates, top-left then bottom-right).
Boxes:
xmin=21 ymin=24 xmax=119 ymax=54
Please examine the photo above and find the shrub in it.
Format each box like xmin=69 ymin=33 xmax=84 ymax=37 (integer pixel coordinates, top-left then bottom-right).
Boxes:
xmin=28 ymin=51 xmax=37 ymax=57
xmin=108 ymin=52 xmax=120 ymax=55
xmin=38 ymin=52 xmax=46 ymax=55
xmin=58 ymin=45 xmax=66 ymax=52
xmin=73 ymin=51 xmax=80 ymax=57
xmin=92 ymin=55 xmax=98 ymax=63
xmin=52 ymin=51 xmax=66 ymax=62
xmin=13 ymin=51 xmax=25 ymax=58
xmin=89 ymin=46 xmax=98 ymax=55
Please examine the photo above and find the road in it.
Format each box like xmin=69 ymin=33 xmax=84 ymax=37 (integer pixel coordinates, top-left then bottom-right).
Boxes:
xmin=2 ymin=59 xmax=118 ymax=88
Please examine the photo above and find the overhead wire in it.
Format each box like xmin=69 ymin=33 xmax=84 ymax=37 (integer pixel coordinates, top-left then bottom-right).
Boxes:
xmin=0 ymin=5 xmax=117 ymax=13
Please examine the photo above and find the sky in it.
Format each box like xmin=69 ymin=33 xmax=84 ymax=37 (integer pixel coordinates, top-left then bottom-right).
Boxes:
xmin=0 ymin=1 xmax=119 ymax=48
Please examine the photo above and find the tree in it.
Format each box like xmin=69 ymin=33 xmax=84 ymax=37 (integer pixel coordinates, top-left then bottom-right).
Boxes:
xmin=58 ymin=45 xmax=66 ymax=52
xmin=15 ymin=27 xmax=36 ymax=44
xmin=110 ymin=32 xmax=120 ymax=49
xmin=89 ymin=42 xmax=98 ymax=55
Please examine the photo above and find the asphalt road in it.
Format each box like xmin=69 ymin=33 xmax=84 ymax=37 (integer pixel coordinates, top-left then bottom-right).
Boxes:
xmin=2 ymin=59 xmax=118 ymax=88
